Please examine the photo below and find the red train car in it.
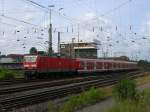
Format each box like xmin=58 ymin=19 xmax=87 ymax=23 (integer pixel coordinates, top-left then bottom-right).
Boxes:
xmin=23 ymin=55 xmax=138 ymax=79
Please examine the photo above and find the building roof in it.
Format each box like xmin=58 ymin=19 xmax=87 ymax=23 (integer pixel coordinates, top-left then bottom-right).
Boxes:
xmin=60 ymin=42 xmax=97 ymax=45
xmin=7 ymin=54 xmax=24 ymax=57
xmin=73 ymin=47 xmax=97 ymax=49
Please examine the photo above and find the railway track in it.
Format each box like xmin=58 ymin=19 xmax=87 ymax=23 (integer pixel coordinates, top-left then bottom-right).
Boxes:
xmin=0 ymin=76 xmax=104 ymax=95
xmin=0 ymin=72 xmax=127 ymax=95
xmin=0 ymin=71 xmax=149 ymax=111
xmin=0 ymin=79 xmax=25 ymax=86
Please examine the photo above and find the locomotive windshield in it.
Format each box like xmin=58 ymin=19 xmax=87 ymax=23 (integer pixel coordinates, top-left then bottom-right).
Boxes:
xmin=24 ymin=55 xmax=37 ymax=62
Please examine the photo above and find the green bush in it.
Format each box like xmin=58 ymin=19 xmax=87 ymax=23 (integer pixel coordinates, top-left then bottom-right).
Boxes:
xmin=48 ymin=102 xmax=59 ymax=112
xmin=60 ymin=87 xmax=105 ymax=112
xmin=113 ymin=79 xmax=138 ymax=101
xmin=0 ymin=69 xmax=5 ymax=79
xmin=106 ymin=100 xmax=141 ymax=112
xmin=106 ymin=80 xmax=150 ymax=112
xmin=0 ymin=68 xmax=16 ymax=79
xmin=48 ymin=88 xmax=106 ymax=112
xmin=106 ymin=91 xmax=150 ymax=112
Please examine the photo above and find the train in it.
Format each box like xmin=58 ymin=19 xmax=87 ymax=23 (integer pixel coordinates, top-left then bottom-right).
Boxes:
xmin=23 ymin=55 xmax=138 ymax=79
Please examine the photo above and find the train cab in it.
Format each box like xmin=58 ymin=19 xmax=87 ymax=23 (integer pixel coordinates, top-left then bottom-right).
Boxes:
xmin=24 ymin=55 xmax=38 ymax=70
xmin=23 ymin=55 xmax=39 ymax=79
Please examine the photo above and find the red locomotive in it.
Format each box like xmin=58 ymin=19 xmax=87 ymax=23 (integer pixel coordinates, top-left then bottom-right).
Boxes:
xmin=23 ymin=55 xmax=138 ymax=79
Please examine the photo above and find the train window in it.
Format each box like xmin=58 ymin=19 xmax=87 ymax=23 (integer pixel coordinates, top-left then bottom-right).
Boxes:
xmin=87 ymin=62 xmax=94 ymax=69
xmin=113 ymin=63 xmax=116 ymax=68
xmin=107 ymin=62 xmax=112 ymax=69
xmin=24 ymin=56 xmax=37 ymax=62
xmin=104 ymin=62 xmax=108 ymax=69
xmin=61 ymin=45 xmax=65 ymax=48
xmin=80 ymin=61 xmax=85 ymax=69
xmin=96 ymin=62 xmax=102 ymax=69
xmin=120 ymin=63 xmax=122 ymax=68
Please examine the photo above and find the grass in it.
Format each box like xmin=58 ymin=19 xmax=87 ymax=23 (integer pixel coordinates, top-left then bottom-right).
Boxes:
xmin=48 ymin=74 xmax=150 ymax=112
xmin=48 ymin=87 xmax=108 ymax=112
xmin=105 ymin=79 xmax=150 ymax=112
xmin=113 ymin=79 xmax=138 ymax=101
xmin=0 ymin=68 xmax=23 ymax=79
xmin=106 ymin=100 xmax=141 ymax=112
xmin=136 ymin=74 xmax=150 ymax=85
xmin=106 ymin=91 xmax=150 ymax=112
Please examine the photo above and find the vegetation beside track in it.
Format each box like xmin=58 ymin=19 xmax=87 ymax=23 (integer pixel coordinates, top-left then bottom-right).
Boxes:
xmin=48 ymin=87 xmax=109 ymax=112
xmin=0 ymin=68 xmax=23 ymax=79
xmin=106 ymin=79 xmax=150 ymax=112
xmin=136 ymin=74 xmax=150 ymax=85
xmin=48 ymin=73 xmax=150 ymax=112
xmin=138 ymin=60 xmax=150 ymax=70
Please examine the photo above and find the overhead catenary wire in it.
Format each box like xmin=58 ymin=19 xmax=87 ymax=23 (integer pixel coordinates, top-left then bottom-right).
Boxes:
xmin=20 ymin=0 xmax=135 ymax=37
xmin=101 ymin=0 xmax=133 ymax=17
xmin=0 ymin=0 xmax=147 ymax=59
xmin=22 ymin=0 xmax=80 ymax=24
xmin=0 ymin=14 xmax=38 ymax=26
xmin=0 ymin=21 xmax=17 ymax=27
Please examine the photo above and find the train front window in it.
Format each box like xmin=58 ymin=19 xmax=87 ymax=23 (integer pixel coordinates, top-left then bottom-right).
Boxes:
xmin=24 ymin=56 xmax=37 ymax=62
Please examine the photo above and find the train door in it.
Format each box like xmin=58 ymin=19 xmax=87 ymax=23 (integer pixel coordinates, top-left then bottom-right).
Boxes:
xmin=42 ymin=57 xmax=48 ymax=72
xmin=87 ymin=62 xmax=94 ymax=70
xmin=79 ymin=61 xmax=85 ymax=70
xmin=96 ymin=62 xmax=103 ymax=69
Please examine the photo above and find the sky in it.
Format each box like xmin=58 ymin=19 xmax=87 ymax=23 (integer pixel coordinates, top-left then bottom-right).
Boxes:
xmin=0 ymin=0 xmax=150 ymax=60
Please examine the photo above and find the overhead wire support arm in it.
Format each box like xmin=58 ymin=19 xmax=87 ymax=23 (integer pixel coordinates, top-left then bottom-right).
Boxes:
xmin=100 ymin=0 xmax=133 ymax=17
xmin=0 ymin=21 xmax=17 ymax=27
xmin=22 ymin=0 xmax=80 ymax=23
xmin=0 ymin=14 xmax=38 ymax=26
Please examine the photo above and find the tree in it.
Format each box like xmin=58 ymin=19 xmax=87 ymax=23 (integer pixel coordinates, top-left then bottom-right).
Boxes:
xmin=29 ymin=47 xmax=38 ymax=54
xmin=37 ymin=51 xmax=47 ymax=56
xmin=138 ymin=60 xmax=150 ymax=70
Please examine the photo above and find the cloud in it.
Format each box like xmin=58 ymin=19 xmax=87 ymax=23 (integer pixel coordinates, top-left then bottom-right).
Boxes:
xmin=77 ymin=12 xmax=112 ymax=42
xmin=144 ymin=20 xmax=150 ymax=35
xmin=0 ymin=1 xmax=150 ymax=60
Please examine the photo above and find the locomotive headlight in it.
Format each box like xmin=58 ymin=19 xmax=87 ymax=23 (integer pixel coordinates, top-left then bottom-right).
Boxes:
xmin=24 ymin=65 xmax=29 ymax=67
xmin=32 ymin=64 xmax=37 ymax=67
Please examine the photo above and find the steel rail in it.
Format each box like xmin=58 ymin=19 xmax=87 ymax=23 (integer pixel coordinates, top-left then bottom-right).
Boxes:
xmin=0 ymin=71 xmax=148 ymax=111
xmin=0 ymin=74 xmax=118 ymax=95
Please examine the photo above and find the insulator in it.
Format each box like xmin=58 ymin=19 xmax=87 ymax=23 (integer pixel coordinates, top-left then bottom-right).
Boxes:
xmin=14 ymin=30 xmax=16 ymax=34
xmin=100 ymin=27 xmax=103 ymax=31
xmin=93 ymin=27 xmax=94 ymax=32
xmin=142 ymin=37 xmax=146 ymax=39
xmin=54 ymin=28 xmax=56 ymax=32
xmin=130 ymin=25 xmax=132 ymax=30
xmin=116 ymin=26 xmax=117 ymax=31
xmin=27 ymin=30 xmax=29 ymax=34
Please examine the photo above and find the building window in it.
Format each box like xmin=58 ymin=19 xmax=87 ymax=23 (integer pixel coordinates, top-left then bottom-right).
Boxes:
xmin=61 ymin=45 xmax=65 ymax=48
